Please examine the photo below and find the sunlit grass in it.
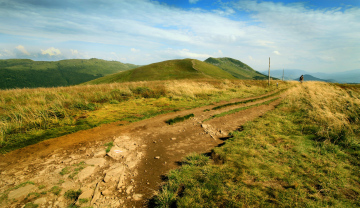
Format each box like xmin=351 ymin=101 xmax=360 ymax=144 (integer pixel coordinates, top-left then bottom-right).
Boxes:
xmin=153 ymin=82 xmax=360 ymax=207
xmin=0 ymin=79 xmax=291 ymax=153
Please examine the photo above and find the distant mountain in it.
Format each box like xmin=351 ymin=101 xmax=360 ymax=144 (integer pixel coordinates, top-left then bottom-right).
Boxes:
xmin=205 ymin=57 xmax=270 ymax=80
xmin=292 ymin=74 xmax=334 ymax=82
xmin=0 ymin=58 xmax=139 ymax=89
xmin=84 ymin=58 xmax=236 ymax=85
xmin=261 ymin=69 xmax=360 ymax=83
xmin=312 ymin=69 xmax=360 ymax=83
xmin=260 ymin=69 xmax=308 ymax=81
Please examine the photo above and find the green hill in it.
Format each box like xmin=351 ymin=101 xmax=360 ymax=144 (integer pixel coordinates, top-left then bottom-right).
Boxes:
xmin=0 ymin=58 xmax=138 ymax=89
xmin=85 ymin=58 xmax=236 ymax=84
xmin=205 ymin=57 xmax=269 ymax=80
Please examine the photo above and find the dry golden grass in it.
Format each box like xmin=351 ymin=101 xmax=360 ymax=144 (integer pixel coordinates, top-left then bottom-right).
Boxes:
xmin=154 ymin=81 xmax=360 ymax=207
xmin=286 ymin=81 xmax=360 ymax=142
xmin=0 ymin=79 xmax=291 ymax=151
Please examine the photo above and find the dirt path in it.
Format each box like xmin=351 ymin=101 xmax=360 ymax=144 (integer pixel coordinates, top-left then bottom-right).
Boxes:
xmin=0 ymin=90 xmax=286 ymax=208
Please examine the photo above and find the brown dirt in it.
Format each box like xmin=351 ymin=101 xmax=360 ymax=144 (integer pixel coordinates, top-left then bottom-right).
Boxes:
xmin=0 ymin=90 xmax=286 ymax=208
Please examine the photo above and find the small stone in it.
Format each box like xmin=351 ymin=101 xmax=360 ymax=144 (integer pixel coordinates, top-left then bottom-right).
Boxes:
xmin=126 ymin=186 xmax=133 ymax=194
xmin=93 ymin=150 xmax=106 ymax=158
xmin=170 ymin=137 xmax=176 ymax=140
xmin=154 ymin=156 xmax=160 ymax=159
xmin=133 ymin=194 xmax=143 ymax=201
xmin=34 ymin=197 xmax=47 ymax=205
xmin=102 ymin=189 xmax=112 ymax=196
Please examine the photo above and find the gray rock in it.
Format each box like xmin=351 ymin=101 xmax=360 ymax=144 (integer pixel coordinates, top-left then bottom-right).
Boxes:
xmin=114 ymin=136 xmax=130 ymax=146
xmin=78 ymin=188 xmax=94 ymax=199
xmin=133 ymin=194 xmax=143 ymax=201
xmin=78 ymin=166 xmax=96 ymax=182
xmin=106 ymin=147 xmax=129 ymax=161
xmin=104 ymin=165 xmax=125 ymax=183
xmin=85 ymin=158 xmax=106 ymax=167
xmin=126 ymin=186 xmax=133 ymax=194
xmin=34 ymin=197 xmax=47 ymax=204
xmin=101 ymin=189 xmax=112 ymax=196
xmin=8 ymin=184 xmax=36 ymax=199
xmin=93 ymin=150 xmax=107 ymax=158
xmin=90 ymin=182 xmax=101 ymax=205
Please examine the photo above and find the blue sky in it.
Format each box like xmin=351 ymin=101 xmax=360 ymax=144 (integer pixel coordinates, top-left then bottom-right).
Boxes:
xmin=0 ymin=0 xmax=359 ymax=73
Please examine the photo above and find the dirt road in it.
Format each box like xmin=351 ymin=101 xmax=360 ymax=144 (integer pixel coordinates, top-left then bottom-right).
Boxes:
xmin=0 ymin=90 xmax=285 ymax=208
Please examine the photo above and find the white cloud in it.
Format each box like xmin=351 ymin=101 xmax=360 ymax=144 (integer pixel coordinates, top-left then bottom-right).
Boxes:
xmin=273 ymin=51 xmax=280 ymax=55
xmin=165 ymin=48 xmax=211 ymax=59
xmin=15 ymin=45 xmax=30 ymax=55
xmin=41 ymin=47 xmax=61 ymax=56
xmin=0 ymin=0 xmax=359 ymax=71
xmin=189 ymin=0 xmax=200 ymax=4
xmin=71 ymin=49 xmax=79 ymax=55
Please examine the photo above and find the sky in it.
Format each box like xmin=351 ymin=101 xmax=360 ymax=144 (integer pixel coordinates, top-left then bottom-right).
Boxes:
xmin=0 ymin=0 xmax=359 ymax=73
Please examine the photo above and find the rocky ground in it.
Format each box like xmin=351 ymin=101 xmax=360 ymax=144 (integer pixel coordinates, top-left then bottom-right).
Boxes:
xmin=0 ymin=90 xmax=285 ymax=208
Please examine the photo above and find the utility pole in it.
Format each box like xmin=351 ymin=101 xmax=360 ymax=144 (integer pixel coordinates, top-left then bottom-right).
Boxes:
xmin=282 ymin=68 xmax=284 ymax=81
xmin=268 ymin=57 xmax=270 ymax=86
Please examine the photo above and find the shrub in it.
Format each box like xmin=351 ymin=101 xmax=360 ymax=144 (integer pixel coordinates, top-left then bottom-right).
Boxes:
xmin=64 ymin=189 xmax=82 ymax=200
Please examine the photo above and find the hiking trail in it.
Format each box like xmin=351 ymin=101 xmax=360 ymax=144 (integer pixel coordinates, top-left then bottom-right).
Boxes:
xmin=0 ymin=90 xmax=287 ymax=208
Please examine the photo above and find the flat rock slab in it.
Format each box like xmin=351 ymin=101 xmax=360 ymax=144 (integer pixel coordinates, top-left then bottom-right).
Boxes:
xmin=114 ymin=136 xmax=130 ymax=146
xmin=34 ymin=197 xmax=47 ymax=204
xmin=104 ymin=165 xmax=125 ymax=183
xmin=85 ymin=158 xmax=106 ymax=167
xmin=107 ymin=147 xmax=129 ymax=161
xmin=8 ymin=184 xmax=36 ymax=199
xmin=93 ymin=150 xmax=106 ymax=158
xmin=78 ymin=166 xmax=96 ymax=182
xmin=78 ymin=188 xmax=94 ymax=199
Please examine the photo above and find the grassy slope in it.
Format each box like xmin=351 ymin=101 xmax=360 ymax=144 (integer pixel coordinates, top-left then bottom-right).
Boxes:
xmin=84 ymin=59 xmax=236 ymax=84
xmin=0 ymin=58 xmax=138 ymax=89
xmin=154 ymin=82 xmax=360 ymax=207
xmin=205 ymin=57 xmax=269 ymax=80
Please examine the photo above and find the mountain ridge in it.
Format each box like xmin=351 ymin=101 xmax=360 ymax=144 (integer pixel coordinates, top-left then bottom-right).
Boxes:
xmin=205 ymin=57 xmax=269 ymax=80
xmin=0 ymin=58 xmax=139 ymax=89
xmin=84 ymin=58 xmax=237 ymax=85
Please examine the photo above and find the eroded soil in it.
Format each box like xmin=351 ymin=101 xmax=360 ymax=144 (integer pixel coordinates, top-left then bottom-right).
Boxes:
xmin=0 ymin=90 xmax=286 ymax=208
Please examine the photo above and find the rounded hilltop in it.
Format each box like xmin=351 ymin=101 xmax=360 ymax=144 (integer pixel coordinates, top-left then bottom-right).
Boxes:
xmin=84 ymin=58 xmax=237 ymax=84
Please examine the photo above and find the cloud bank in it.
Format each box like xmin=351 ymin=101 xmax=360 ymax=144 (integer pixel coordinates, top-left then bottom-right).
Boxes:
xmin=0 ymin=0 xmax=359 ymax=72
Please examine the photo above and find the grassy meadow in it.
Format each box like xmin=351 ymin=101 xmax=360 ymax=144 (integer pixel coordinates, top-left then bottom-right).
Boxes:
xmin=0 ymin=79 xmax=288 ymax=153
xmin=153 ymin=82 xmax=360 ymax=207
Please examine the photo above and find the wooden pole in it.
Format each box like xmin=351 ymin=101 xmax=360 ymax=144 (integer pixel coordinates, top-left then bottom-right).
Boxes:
xmin=268 ymin=57 xmax=270 ymax=86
